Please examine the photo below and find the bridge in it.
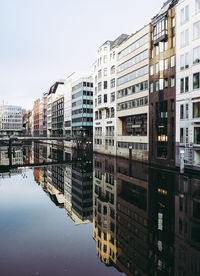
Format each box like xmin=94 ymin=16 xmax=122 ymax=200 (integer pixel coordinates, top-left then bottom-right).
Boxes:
xmin=17 ymin=136 xmax=90 ymax=141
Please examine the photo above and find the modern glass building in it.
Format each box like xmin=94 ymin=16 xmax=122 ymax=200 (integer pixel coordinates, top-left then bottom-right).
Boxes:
xmin=71 ymin=76 xmax=93 ymax=137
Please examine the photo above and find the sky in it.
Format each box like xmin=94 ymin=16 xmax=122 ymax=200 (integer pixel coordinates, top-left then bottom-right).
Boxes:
xmin=0 ymin=0 xmax=164 ymax=110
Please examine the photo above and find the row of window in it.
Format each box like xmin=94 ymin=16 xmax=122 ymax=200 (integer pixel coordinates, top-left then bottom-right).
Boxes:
xmin=117 ymin=80 xmax=148 ymax=98
xmin=118 ymin=142 xmax=148 ymax=151
xmin=180 ymin=1 xmax=200 ymax=25
xmin=72 ymin=108 xmax=93 ymax=115
xmin=72 ymin=117 xmax=93 ymax=123
xmin=96 ymin=66 xmax=115 ymax=80
xmin=118 ymin=49 xmax=148 ymax=73
xmin=180 ymin=102 xmax=200 ymax=119
xmin=97 ymin=79 xmax=115 ymax=92
xmin=118 ymin=33 xmax=149 ymax=59
xmin=72 ymin=90 xmax=93 ymax=99
xmin=150 ymin=76 xmax=175 ymax=92
xmin=118 ymin=65 xmax=148 ymax=86
xmin=118 ymin=96 xmax=148 ymax=111
xmin=180 ymin=127 xmax=200 ymax=145
xmin=72 ymin=82 xmax=93 ymax=91
xmin=150 ymin=56 xmax=175 ymax=76
xmin=152 ymin=39 xmax=175 ymax=58
xmin=180 ymin=21 xmax=200 ymax=48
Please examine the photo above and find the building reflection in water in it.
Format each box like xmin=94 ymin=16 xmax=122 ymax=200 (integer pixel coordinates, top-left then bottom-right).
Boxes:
xmin=32 ymin=143 xmax=93 ymax=225
xmin=93 ymin=152 xmax=200 ymax=276
xmin=93 ymin=153 xmax=118 ymax=268
xmin=1 ymin=142 xmax=200 ymax=276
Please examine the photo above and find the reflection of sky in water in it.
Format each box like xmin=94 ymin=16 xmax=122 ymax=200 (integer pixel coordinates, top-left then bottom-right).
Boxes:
xmin=0 ymin=170 xmax=121 ymax=276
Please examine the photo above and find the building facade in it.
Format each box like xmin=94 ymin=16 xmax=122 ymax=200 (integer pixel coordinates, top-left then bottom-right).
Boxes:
xmin=33 ymin=99 xmax=40 ymax=137
xmin=71 ymin=76 xmax=93 ymax=137
xmin=176 ymin=0 xmax=200 ymax=169
xmin=149 ymin=0 xmax=178 ymax=166
xmin=116 ymin=25 xmax=150 ymax=161
xmin=93 ymin=34 xmax=128 ymax=156
xmin=51 ymin=96 xmax=64 ymax=137
xmin=0 ymin=105 xmax=22 ymax=135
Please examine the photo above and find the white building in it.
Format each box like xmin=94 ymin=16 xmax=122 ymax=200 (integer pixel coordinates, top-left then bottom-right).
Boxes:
xmin=116 ymin=25 xmax=150 ymax=161
xmin=0 ymin=105 xmax=22 ymax=135
xmin=176 ymin=0 xmax=200 ymax=168
xmin=93 ymin=34 xmax=128 ymax=155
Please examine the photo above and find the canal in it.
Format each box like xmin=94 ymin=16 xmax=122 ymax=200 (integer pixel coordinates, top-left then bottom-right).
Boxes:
xmin=0 ymin=142 xmax=200 ymax=276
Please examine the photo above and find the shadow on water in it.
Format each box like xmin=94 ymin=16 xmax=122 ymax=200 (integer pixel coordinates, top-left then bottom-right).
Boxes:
xmin=0 ymin=142 xmax=200 ymax=276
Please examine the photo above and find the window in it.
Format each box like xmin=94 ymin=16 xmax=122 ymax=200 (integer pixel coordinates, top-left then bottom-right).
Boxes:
xmin=159 ymin=79 xmax=164 ymax=90
xmin=156 ymin=63 xmax=159 ymax=74
xmin=164 ymin=58 xmax=168 ymax=70
xmin=181 ymin=77 xmax=189 ymax=93
xmin=150 ymin=65 xmax=154 ymax=75
xmin=150 ymin=83 xmax=154 ymax=93
xmin=180 ymin=78 xmax=184 ymax=93
xmin=172 ymin=17 xmax=175 ymax=27
xmin=165 ymin=41 xmax=168 ymax=51
xmin=98 ymin=82 xmax=102 ymax=92
xmin=98 ymin=95 xmax=102 ymax=104
xmin=193 ymin=46 xmax=200 ymax=64
xmin=104 ymin=68 xmax=107 ymax=76
xmin=156 ymin=81 xmax=159 ymax=91
xmin=111 ymin=66 xmax=115 ymax=74
xmin=196 ymin=0 xmax=200 ymax=13
xmin=186 ymin=104 xmax=189 ymax=119
xmin=180 ymin=53 xmax=189 ymax=70
xmin=194 ymin=127 xmax=200 ymax=144
xmin=160 ymin=42 xmax=164 ymax=52
xmin=181 ymin=5 xmax=189 ymax=24
xmin=98 ymin=70 xmax=102 ymax=79
xmin=193 ymin=72 xmax=200 ymax=89
xmin=171 ymin=56 xmax=175 ymax=67
xmin=172 ymin=36 xmax=175 ymax=48
xmin=111 ymin=78 xmax=115 ymax=88
xmin=104 ymin=81 xmax=107 ymax=89
xmin=164 ymin=78 xmax=168 ymax=88
xmin=111 ymin=92 xmax=115 ymax=102
xmin=185 ymin=77 xmax=189 ymax=92
xmin=180 ymin=128 xmax=184 ymax=143
xmin=194 ymin=21 xmax=200 ymax=40
xmin=181 ymin=29 xmax=189 ymax=47
xmin=103 ymin=55 xmax=107 ymax=63
xmin=153 ymin=17 xmax=167 ymax=43
xmin=104 ymin=94 xmax=107 ymax=103
xmin=180 ymin=104 xmax=184 ymax=119
xmin=156 ymin=46 xmax=159 ymax=56
xmin=193 ymin=102 xmax=200 ymax=118
xmin=171 ymin=76 xmax=175 ymax=87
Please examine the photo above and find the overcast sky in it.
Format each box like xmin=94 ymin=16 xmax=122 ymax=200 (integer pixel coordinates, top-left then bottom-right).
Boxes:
xmin=0 ymin=0 xmax=164 ymax=110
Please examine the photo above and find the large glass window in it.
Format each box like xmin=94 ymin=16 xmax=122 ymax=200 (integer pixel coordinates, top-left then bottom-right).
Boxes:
xmin=194 ymin=21 xmax=200 ymax=40
xmin=118 ymin=49 xmax=148 ymax=73
xmin=194 ymin=127 xmax=200 ymax=144
xmin=117 ymin=65 xmax=148 ymax=86
xmin=118 ymin=33 xmax=149 ymax=59
xmin=153 ymin=17 xmax=167 ymax=43
xmin=193 ymin=102 xmax=200 ymax=118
